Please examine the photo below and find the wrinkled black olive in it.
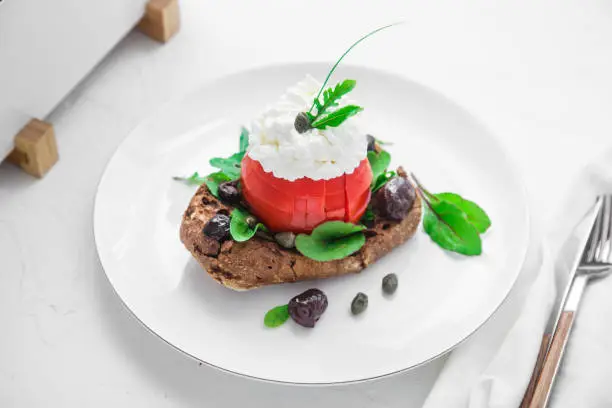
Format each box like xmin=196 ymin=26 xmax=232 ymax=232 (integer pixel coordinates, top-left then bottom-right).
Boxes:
xmin=351 ymin=292 xmax=368 ymax=315
xmin=371 ymin=177 xmax=416 ymax=221
xmin=218 ymin=180 xmax=241 ymax=204
xmin=366 ymin=134 xmax=376 ymax=152
xmin=288 ymin=288 xmax=328 ymax=328
xmin=294 ymin=112 xmax=312 ymax=134
xmin=382 ymin=273 xmax=398 ymax=294
xmin=202 ymin=214 xmax=231 ymax=241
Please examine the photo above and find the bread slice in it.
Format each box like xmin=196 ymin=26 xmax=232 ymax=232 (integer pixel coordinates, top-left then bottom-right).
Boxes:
xmin=180 ymin=173 xmax=422 ymax=291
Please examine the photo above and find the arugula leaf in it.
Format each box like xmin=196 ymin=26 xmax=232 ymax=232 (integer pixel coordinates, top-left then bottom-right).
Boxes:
xmin=311 ymin=105 xmax=363 ymax=129
xmin=436 ymin=193 xmax=491 ymax=234
xmin=367 ymin=150 xmax=391 ymax=188
xmin=204 ymin=171 xmax=232 ymax=198
xmin=312 ymin=79 xmax=356 ymax=116
xmin=372 ymin=170 xmax=396 ymax=192
xmin=308 ymin=24 xmax=399 ymax=114
xmin=230 ymin=208 xmax=268 ymax=242
xmin=239 ymin=127 xmax=249 ymax=153
xmin=210 ymin=151 xmax=244 ymax=180
xmin=173 ymin=172 xmax=208 ymax=186
xmin=375 ymin=138 xmax=393 ymax=145
xmin=173 ymin=171 xmax=233 ymax=198
xmin=295 ymin=221 xmax=366 ymax=262
xmin=423 ymin=199 xmax=482 ymax=256
xmin=264 ymin=304 xmax=290 ymax=328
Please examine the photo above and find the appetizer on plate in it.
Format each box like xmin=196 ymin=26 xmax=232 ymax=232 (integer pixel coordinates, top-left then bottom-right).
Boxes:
xmin=177 ymin=25 xmax=491 ymax=327
xmin=179 ymin=72 xmax=422 ymax=290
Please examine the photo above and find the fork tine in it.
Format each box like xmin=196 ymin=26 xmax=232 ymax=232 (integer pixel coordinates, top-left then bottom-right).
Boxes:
xmin=585 ymin=196 xmax=605 ymax=263
xmin=595 ymin=195 xmax=611 ymax=262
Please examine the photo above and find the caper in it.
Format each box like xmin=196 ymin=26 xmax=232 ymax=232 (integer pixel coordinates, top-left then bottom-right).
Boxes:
xmin=351 ymin=292 xmax=368 ymax=315
xmin=245 ymin=215 xmax=258 ymax=228
xmin=382 ymin=273 xmax=398 ymax=295
xmin=294 ymin=112 xmax=312 ymax=134
xmin=274 ymin=232 xmax=296 ymax=249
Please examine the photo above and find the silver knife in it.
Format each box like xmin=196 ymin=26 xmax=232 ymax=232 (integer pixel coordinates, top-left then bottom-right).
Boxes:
xmin=520 ymin=197 xmax=603 ymax=407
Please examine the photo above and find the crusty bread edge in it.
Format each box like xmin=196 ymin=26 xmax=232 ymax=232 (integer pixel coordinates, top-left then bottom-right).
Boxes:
xmin=180 ymin=178 xmax=422 ymax=291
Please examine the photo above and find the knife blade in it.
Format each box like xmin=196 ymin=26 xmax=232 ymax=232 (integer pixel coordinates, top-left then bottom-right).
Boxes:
xmin=520 ymin=196 xmax=603 ymax=407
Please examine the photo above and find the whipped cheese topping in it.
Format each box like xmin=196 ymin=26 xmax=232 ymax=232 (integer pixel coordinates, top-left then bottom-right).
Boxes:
xmin=247 ymin=75 xmax=367 ymax=181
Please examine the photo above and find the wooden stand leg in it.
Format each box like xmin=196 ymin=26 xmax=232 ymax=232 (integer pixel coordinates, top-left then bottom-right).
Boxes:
xmin=138 ymin=0 xmax=180 ymax=43
xmin=7 ymin=119 xmax=58 ymax=178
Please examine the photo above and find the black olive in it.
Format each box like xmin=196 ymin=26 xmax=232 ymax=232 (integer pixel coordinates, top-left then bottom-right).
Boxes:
xmin=371 ymin=177 xmax=416 ymax=221
xmin=294 ymin=112 xmax=312 ymax=134
xmin=218 ymin=180 xmax=241 ymax=204
xmin=382 ymin=273 xmax=398 ymax=295
xmin=202 ymin=214 xmax=231 ymax=241
xmin=366 ymin=134 xmax=376 ymax=152
xmin=351 ymin=292 xmax=368 ymax=315
xmin=288 ymin=288 xmax=328 ymax=328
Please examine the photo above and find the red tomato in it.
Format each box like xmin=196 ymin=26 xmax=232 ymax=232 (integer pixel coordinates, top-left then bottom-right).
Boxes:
xmin=241 ymin=155 xmax=372 ymax=233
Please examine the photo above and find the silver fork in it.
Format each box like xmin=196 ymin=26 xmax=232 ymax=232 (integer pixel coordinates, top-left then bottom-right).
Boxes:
xmin=530 ymin=195 xmax=612 ymax=408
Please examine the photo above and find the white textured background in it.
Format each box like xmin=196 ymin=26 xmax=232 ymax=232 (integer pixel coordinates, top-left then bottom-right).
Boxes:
xmin=1 ymin=1 xmax=612 ymax=406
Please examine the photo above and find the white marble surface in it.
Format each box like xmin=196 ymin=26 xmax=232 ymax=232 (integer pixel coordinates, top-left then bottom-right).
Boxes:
xmin=1 ymin=1 xmax=612 ymax=406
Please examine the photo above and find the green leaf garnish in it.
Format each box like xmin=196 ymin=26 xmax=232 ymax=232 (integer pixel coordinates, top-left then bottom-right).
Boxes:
xmin=361 ymin=208 xmax=375 ymax=222
xmin=177 ymin=128 xmax=248 ymax=196
xmin=297 ymin=24 xmax=400 ymax=133
xmin=173 ymin=171 xmax=233 ymax=198
xmin=203 ymin=171 xmax=232 ymax=198
xmin=308 ymin=24 xmax=399 ymax=115
xmin=375 ymin=138 xmax=393 ymax=145
xmin=311 ymin=105 xmax=364 ymax=129
xmin=230 ymin=208 xmax=268 ymax=242
xmin=422 ymin=199 xmax=482 ymax=256
xmin=312 ymin=79 xmax=355 ymax=114
xmin=367 ymin=150 xmax=391 ymax=188
xmin=239 ymin=127 xmax=249 ymax=153
xmin=309 ymin=79 xmax=360 ymax=128
xmin=173 ymin=172 xmax=208 ymax=185
xmin=412 ymin=175 xmax=490 ymax=256
xmin=207 ymin=127 xmax=249 ymax=180
xmin=295 ymin=221 xmax=366 ymax=262
xmin=210 ymin=152 xmax=244 ymax=180
xmin=435 ymin=193 xmax=491 ymax=234
xmin=264 ymin=304 xmax=290 ymax=328
xmin=372 ymin=170 xmax=396 ymax=192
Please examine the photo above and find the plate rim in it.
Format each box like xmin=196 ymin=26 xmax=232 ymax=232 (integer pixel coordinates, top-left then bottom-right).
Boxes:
xmin=93 ymin=62 xmax=531 ymax=385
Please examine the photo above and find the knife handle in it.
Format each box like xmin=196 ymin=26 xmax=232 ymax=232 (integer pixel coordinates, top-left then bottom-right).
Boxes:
xmin=519 ymin=333 xmax=551 ymax=408
xmin=529 ymin=311 xmax=576 ymax=408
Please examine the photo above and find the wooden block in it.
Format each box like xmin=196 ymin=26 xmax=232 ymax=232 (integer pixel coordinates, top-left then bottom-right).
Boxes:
xmin=138 ymin=0 xmax=180 ymax=43
xmin=7 ymin=119 xmax=58 ymax=178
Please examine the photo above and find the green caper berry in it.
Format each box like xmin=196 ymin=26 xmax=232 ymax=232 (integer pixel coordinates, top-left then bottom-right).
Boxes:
xmin=294 ymin=112 xmax=312 ymax=134
xmin=382 ymin=273 xmax=398 ymax=295
xmin=245 ymin=215 xmax=258 ymax=228
xmin=351 ymin=292 xmax=368 ymax=315
xmin=274 ymin=232 xmax=296 ymax=249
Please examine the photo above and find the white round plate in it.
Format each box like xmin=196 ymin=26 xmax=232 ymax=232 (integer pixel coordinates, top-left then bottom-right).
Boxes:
xmin=94 ymin=63 xmax=530 ymax=384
